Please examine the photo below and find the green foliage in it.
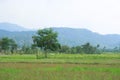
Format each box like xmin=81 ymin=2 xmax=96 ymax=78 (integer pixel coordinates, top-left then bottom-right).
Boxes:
xmin=70 ymin=46 xmax=82 ymax=54
xmin=32 ymin=28 xmax=60 ymax=51
xmin=82 ymin=42 xmax=99 ymax=54
xmin=59 ymin=43 xmax=100 ymax=54
xmin=32 ymin=28 xmax=61 ymax=58
xmin=21 ymin=45 xmax=32 ymax=54
xmin=0 ymin=37 xmax=17 ymax=54
xmin=59 ymin=45 xmax=70 ymax=53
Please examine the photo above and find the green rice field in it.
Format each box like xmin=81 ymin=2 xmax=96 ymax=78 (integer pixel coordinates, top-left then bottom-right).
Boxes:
xmin=0 ymin=53 xmax=120 ymax=80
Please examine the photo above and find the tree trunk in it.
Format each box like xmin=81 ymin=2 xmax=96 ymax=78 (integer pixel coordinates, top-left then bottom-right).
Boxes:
xmin=44 ymin=51 xmax=47 ymax=58
xmin=36 ymin=48 xmax=39 ymax=59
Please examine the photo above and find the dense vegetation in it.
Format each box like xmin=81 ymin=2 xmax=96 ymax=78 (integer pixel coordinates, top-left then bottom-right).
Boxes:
xmin=0 ymin=37 xmax=17 ymax=54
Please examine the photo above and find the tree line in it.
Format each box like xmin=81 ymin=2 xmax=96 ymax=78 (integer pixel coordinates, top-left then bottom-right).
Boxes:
xmin=59 ymin=43 xmax=100 ymax=54
xmin=0 ymin=28 xmax=119 ymax=56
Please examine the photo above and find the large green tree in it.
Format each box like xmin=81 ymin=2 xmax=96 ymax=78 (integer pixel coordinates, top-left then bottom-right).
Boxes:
xmin=0 ymin=37 xmax=17 ymax=54
xmin=32 ymin=28 xmax=60 ymax=58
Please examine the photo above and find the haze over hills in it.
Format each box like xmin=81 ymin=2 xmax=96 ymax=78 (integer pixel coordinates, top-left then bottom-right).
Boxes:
xmin=53 ymin=27 xmax=120 ymax=48
xmin=0 ymin=22 xmax=29 ymax=31
xmin=0 ymin=23 xmax=120 ymax=48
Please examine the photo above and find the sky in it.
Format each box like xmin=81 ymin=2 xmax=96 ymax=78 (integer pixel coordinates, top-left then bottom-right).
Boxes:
xmin=0 ymin=0 xmax=120 ymax=34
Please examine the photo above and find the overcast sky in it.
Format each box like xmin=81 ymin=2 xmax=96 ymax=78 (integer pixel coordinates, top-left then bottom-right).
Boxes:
xmin=0 ymin=0 xmax=120 ymax=34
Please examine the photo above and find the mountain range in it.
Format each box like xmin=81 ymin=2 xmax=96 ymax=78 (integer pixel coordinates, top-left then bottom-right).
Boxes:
xmin=0 ymin=22 xmax=120 ymax=48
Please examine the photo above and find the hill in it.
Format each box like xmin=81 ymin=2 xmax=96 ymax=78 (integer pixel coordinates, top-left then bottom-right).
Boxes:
xmin=0 ymin=22 xmax=29 ymax=31
xmin=53 ymin=28 xmax=120 ymax=48
xmin=0 ymin=24 xmax=120 ymax=48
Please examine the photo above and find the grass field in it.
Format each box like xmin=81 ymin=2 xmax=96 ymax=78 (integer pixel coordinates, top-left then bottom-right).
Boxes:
xmin=0 ymin=53 xmax=120 ymax=80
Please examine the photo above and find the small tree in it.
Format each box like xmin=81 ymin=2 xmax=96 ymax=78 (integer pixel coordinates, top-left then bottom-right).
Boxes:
xmin=75 ymin=46 xmax=82 ymax=53
xmin=0 ymin=37 xmax=17 ymax=54
xmin=82 ymin=42 xmax=98 ymax=54
xmin=59 ymin=45 xmax=70 ymax=53
xmin=70 ymin=47 xmax=77 ymax=54
xmin=9 ymin=39 xmax=17 ymax=54
xmin=32 ymin=28 xmax=60 ymax=58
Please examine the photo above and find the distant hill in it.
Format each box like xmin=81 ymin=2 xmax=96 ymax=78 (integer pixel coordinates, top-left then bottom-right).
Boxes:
xmin=0 ymin=22 xmax=29 ymax=31
xmin=0 ymin=29 xmax=35 ymax=47
xmin=53 ymin=28 xmax=120 ymax=48
xmin=0 ymin=23 xmax=120 ymax=48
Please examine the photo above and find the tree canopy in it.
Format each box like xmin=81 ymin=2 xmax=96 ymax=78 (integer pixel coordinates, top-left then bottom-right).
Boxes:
xmin=32 ymin=28 xmax=60 ymax=57
xmin=0 ymin=37 xmax=17 ymax=53
xmin=81 ymin=42 xmax=99 ymax=54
